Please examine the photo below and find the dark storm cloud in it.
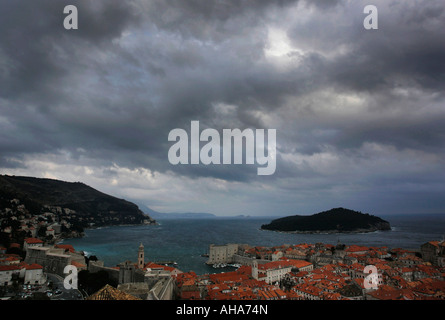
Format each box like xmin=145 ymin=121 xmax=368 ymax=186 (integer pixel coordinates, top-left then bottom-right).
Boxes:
xmin=139 ymin=0 xmax=340 ymax=41
xmin=142 ymin=0 xmax=296 ymax=37
xmin=0 ymin=0 xmax=146 ymax=163
xmin=0 ymin=0 xmax=445 ymax=211
xmin=276 ymin=0 xmax=445 ymax=159
xmin=0 ymin=1 xmax=140 ymax=100
xmin=285 ymin=0 xmax=445 ymax=93
xmin=0 ymin=0 xmax=146 ymax=162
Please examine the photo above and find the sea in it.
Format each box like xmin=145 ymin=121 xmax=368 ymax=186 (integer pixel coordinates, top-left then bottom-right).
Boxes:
xmin=61 ymin=214 xmax=445 ymax=275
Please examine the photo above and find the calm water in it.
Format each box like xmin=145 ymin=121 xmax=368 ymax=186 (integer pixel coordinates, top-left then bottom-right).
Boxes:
xmin=62 ymin=214 xmax=445 ymax=275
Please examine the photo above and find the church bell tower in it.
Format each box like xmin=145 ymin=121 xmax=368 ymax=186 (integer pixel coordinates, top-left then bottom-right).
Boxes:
xmin=138 ymin=242 xmax=145 ymax=269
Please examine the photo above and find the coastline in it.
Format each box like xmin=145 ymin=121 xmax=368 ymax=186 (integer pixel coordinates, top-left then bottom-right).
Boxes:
xmin=260 ymin=227 xmax=392 ymax=235
xmin=59 ymin=217 xmax=445 ymax=275
xmin=54 ymin=220 xmax=158 ymax=244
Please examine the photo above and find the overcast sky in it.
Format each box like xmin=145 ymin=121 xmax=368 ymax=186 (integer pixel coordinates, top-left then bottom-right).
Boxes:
xmin=1 ymin=0 xmax=444 ymax=217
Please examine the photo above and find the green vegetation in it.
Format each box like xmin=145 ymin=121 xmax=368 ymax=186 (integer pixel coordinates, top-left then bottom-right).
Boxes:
xmin=0 ymin=175 xmax=156 ymax=246
xmin=261 ymin=207 xmax=391 ymax=233
xmin=0 ymin=175 xmax=155 ymax=230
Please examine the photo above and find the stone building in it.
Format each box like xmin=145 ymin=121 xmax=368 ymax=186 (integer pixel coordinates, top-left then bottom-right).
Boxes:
xmin=24 ymin=245 xmax=86 ymax=277
xmin=252 ymin=259 xmax=313 ymax=284
xmin=23 ymin=238 xmax=44 ymax=252
xmin=118 ymin=260 xmax=146 ymax=284
xmin=113 ymin=243 xmax=177 ymax=300
xmin=421 ymin=240 xmax=445 ymax=267
xmin=206 ymin=244 xmax=239 ymax=265
xmin=22 ymin=263 xmax=46 ymax=285
xmin=117 ymin=278 xmax=175 ymax=300
xmin=0 ymin=263 xmax=47 ymax=286
xmin=312 ymin=254 xmax=343 ymax=268
xmin=88 ymin=260 xmax=120 ymax=283
xmin=0 ymin=265 xmax=20 ymax=286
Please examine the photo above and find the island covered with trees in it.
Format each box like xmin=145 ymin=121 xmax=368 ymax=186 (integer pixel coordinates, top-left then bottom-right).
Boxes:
xmin=261 ymin=207 xmax=391 ymax=234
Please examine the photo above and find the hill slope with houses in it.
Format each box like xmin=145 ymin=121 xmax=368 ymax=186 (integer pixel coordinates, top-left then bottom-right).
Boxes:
xmin=0 ymin=174 xmax=156 ymax=248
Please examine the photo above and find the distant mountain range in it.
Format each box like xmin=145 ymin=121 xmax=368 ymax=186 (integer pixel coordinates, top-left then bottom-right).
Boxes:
xmin=261 ymin=207 xmax=391 ymax=233
xmin=134 ymin=203 xmax=217 ymax=220
xmin=135 ymin=203 xmax=254 ymax=219
xmin=0 ymin=174 xmax=252 ymax=226
xmin=0 ymin=175 xmax=156 ymax=227
xmin=149 ymin=211 xmax=217 ymax=220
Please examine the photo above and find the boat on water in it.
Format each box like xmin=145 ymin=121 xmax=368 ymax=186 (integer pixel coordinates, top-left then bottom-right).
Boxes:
xmin=211 ymin=263 xmax=242 ymax=269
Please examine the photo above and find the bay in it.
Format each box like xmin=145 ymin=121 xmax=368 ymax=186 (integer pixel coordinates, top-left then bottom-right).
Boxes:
xmin=62 ymin=214 xmax=445 ymax=275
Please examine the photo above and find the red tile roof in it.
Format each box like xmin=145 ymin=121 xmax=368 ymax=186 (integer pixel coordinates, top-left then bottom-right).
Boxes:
xmin=24 ymin=238 xmax=43 ymax=244
xmin=55 ymin=244 xmax=75 ymax=253
xmin=367 ymin=287 xmax=420 ymax=300
xmin=0 ymin=265 xmax=20 ymax=271
xmin=345 ymin=245 xmax=369 ymax=252
xmin=258 ymin=259 xmax=312 ymax=271
xmin=24 ymin=263 xmax=43 ymax=270
xmin=144 ymin=262 xmax=176 ymax=272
